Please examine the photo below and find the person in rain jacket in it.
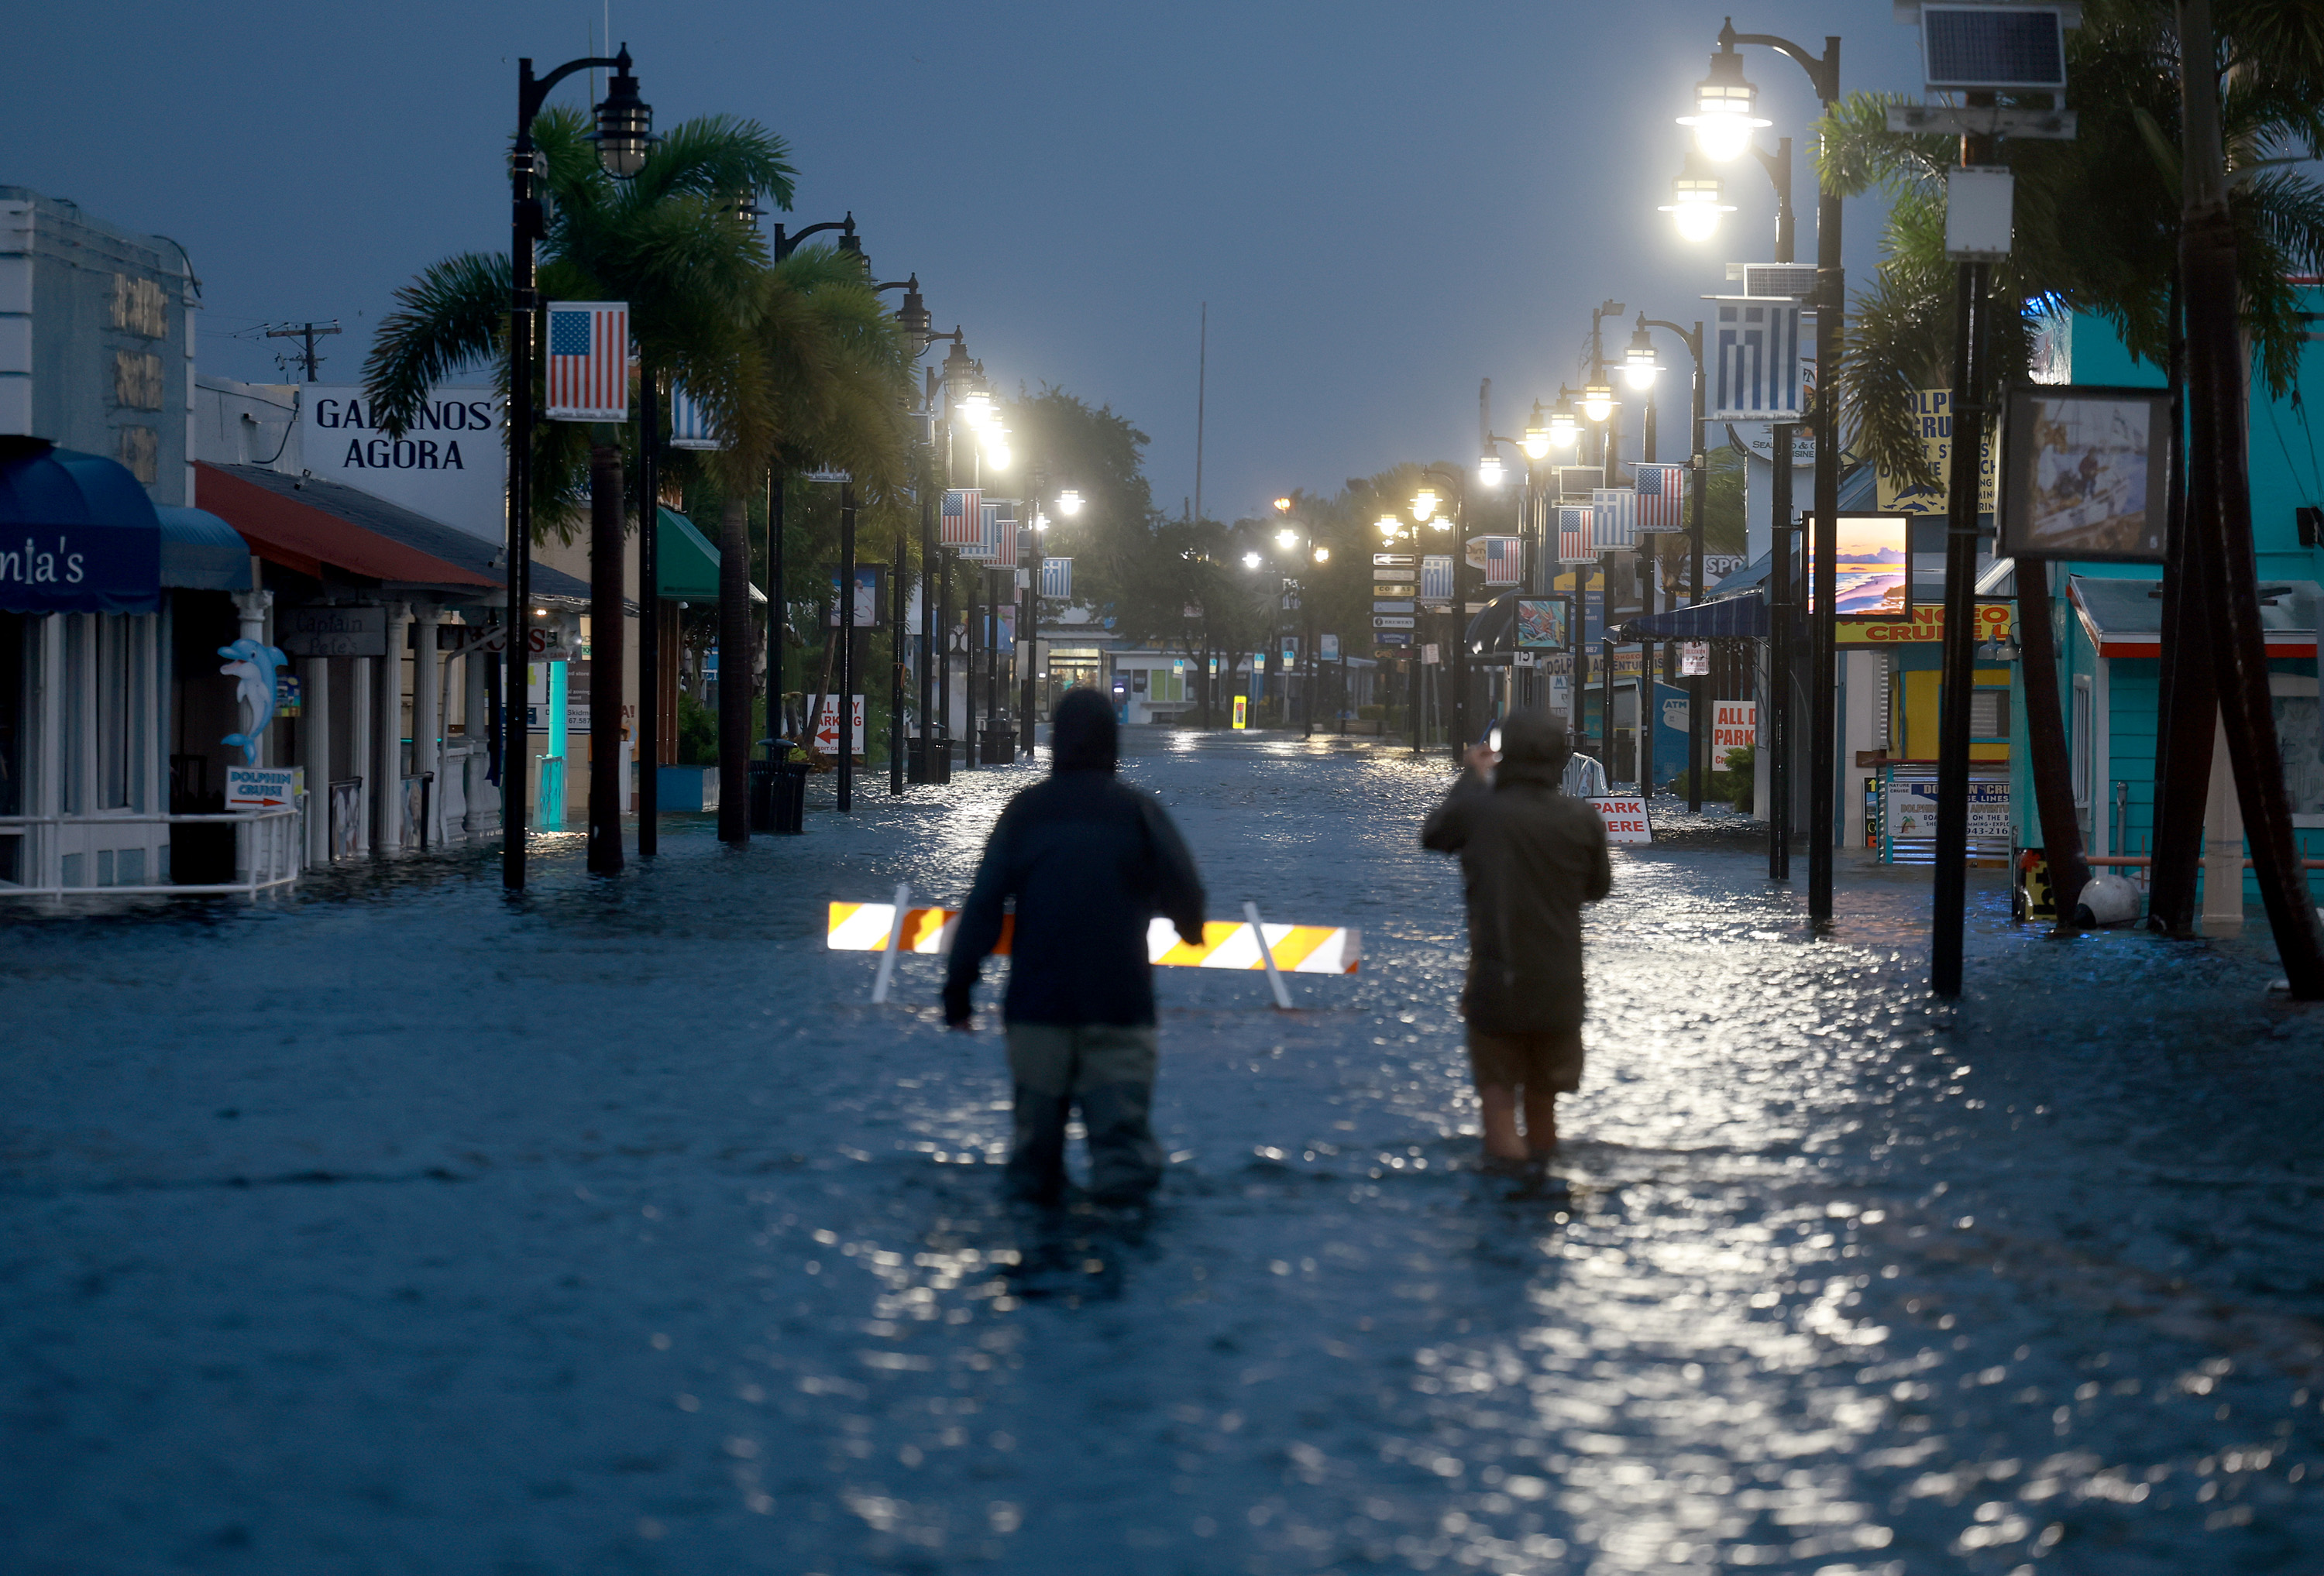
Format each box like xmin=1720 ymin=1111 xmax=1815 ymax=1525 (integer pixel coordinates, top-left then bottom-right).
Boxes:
xmin=945 ymin=688 xmax=1207 ymax=1204
xmin=1421 ymin=709 xmax=1612 ymax=1165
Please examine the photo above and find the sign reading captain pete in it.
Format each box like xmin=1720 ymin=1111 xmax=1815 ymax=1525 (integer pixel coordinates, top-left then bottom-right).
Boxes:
xmin=299 ymin=385 xmax=505 ymax=541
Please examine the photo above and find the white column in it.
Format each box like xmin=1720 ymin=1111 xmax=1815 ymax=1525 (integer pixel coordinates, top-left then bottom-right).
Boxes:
xmin=301 ymin=655 xmax=330 ymax=864
xmin=349 ymin=654 xmax=373 ymax=856
xmin=463 ymin=635 xmax=494 ymax=835
xmin=376 ymin=603 xmax=410 ymax=852
xmin=2202 ymin=713 xmax=2244 ymax=932
xmin=413 ymin=604 xmax=443 ymax=845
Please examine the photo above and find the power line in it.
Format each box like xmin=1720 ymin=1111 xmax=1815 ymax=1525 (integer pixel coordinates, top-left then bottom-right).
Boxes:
xmin=263 ymin=320 xmax=342 ymax=381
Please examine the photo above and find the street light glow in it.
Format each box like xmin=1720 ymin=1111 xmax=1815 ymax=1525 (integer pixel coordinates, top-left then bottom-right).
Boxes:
xmin=1377 ymin=515 xmax=1401 ymax=540
xmin=1582 ymin=383 xmax=1615 ymax=424
xmin=1549 ymin=390 xmax=1581 ymax=449
xmin=1411 ymin=488 xmax=1438 ymax=522
xmin=1313 ymin=546 xmax=1329 ymax=564
xmin=1677 ymin=39 xmax=1769 ymax=161
xmin=1521 ymin=400 xmax=1552 ymax=459
xmin=1243 ymin=551 xmax=1262 ymax=569
xmin=1477 ymin=453 xmax=1505 ymax=486
xmin=1057 ymin=489 xmax=1083 ymax=515
xmin=1622 ymin=316 xmax=1662 ymax=390
xmin=1273 ymin=496 xmax=1294 ymax=513
xmin=1276 ymin=527 xmax=1298 ymax=551
xmin=984 ymin=427 xmax=1012 ymax=469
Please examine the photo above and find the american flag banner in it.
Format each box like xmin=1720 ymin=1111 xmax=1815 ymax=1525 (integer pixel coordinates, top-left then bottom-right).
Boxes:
xmin=940 ymin=488 xmax=983 ymax=547
xmin=959 ymin=500 xmax=999 ymax=561
xmin=666 ymin=381 xmax=723 ymax=450
xmin=1558 ymin=506 xmax=1593 ymax=564
xmin=1467 ymin=535 xmax=1522 ymax=586
xmin=1040 ymin=557 xmax=1073 ymax=599
xmin=1633 ymin=463 xmax=1687 ymax=533
xmin=1591 ymin=489 xmax=1637 ymax=551
xmin=545 ymin=302 xmax=629 ymax=423
xmin=990 ymin=500 xmax=1019 ymax=568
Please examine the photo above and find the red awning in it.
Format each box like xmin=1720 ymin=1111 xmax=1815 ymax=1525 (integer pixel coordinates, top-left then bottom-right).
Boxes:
xmin=194 ymin=462 xmax=496 ymax=588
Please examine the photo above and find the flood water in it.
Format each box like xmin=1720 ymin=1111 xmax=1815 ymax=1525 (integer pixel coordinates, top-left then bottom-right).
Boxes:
xmin=5 ymin=730 xmax=2321 ymax=1575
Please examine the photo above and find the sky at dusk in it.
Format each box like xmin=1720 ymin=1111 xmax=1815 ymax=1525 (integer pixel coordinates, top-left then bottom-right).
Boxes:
xmin=5 ymin=2 xmax=1926 ymax=524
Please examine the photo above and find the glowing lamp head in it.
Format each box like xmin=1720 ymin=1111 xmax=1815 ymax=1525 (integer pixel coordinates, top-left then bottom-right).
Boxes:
xmin=1276 ymin=527 xmax=1298 ymax=551
xmin=1676 ymin=36 xmax=1769 ymax=161
xmin=1622 ymin=315 xmax=1662 ymax=390
xmin=983 ymin=427 xmax=1012 ymax=470
xmin=1411 ymin=487 xmax=1439 ymax=523
xmin=1057 ymin=488 xmax=1084 ymax=516
xmin=1521 ymin=400 xmax=1553 ymax=459
xmin=1273 ymin=496 xmax=1294 ymax=514
xmin=1582 ymin=383 xmax=1615 ymax=424
xmin=1377 ymin=514 xmax=1401 ymax=541
xmin=1549 ymin=390 xmax=1581 ymax=449
xmin=1659 ymin=153 xmax=1735 ymax=243
xmin=1312 ymin=546 xmax=1329 ymax=564
xmin=957 ymin=386 xmax=993 ymax=427
xmin=1243 ymin=551 xmax=1262 ymax=570
xmin=1477 ymin=452 xmax=1505 ymax=487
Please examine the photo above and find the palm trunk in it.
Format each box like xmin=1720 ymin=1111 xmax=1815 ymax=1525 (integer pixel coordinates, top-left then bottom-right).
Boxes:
xmin=717 ymin=496 xmax=751 ymax=843
xmin=586 ymin=441 xmax=625 ymax=874
xmin=2177 ymin=0 xmax=2324 ymax=989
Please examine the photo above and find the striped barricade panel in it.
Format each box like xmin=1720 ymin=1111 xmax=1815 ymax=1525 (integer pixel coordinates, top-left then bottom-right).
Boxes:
xmin=827 ymin=904 xmax=1358 ymax=974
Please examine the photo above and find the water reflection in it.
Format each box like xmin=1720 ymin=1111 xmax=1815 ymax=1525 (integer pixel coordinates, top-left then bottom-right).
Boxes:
xmin=3 ymin=733 xmax=2319 ymax=1573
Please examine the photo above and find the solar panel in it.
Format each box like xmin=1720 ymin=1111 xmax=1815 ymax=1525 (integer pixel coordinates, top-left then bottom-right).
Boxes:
xmin=1922 ymin=5 xmax=2067 ymax=90
xmin=1741 ymin=265 xmax=1818 ymax=300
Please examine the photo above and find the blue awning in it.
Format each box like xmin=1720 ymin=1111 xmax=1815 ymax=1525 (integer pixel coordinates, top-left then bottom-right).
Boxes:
xmin=1613 ymin=592 xmax=1768 ymax=640
xmin=157 ymin=506 xmax=250 ymax=590
xmin=0 ymin=444 xmax=162 ymax=613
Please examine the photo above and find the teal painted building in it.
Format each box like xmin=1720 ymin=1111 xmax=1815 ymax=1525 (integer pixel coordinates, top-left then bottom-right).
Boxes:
xmin=2010 ymin=293 xmax=2324 ymax=895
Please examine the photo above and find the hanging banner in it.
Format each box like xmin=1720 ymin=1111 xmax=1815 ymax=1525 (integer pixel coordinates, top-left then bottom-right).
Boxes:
xmin=958 ymin=500 xmax=999 ymax=561
xmin=1680 ymin=641 xmax=1710 ymax=676
xmin=1633 ymin=462 xmax=1689 ymax=532
xmin=545 ymin=302 xmax=629 ymax=423
xmin=1707 ymin=297 xmax=1804 ymax=421
xmin=988 ymin=500 xmax=1019 ymax=568
xmin=1590 ymin=489 xmax=1637 ymax=551
xmin=1319 ymin=633 xmax=1339 ymax=661
xmin=1558 ymin=505 xmax=1594 ymax=565
xmin=667 ymin=382 xmax=724 ymax=450
xmin=1040 ymin=557 xmax=1073 ymax=599
xmin=940 ymin=488 xmax=984 ymax=547
xmin=1418 ymin=555 xmax=1454 ymax=602
xmin=1466 ymin=535 xmax=1521 ymax=586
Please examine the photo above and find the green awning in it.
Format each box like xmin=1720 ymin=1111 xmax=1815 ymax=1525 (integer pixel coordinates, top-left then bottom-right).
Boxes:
xmin=655 ymin=506 xmax=763 ymax=603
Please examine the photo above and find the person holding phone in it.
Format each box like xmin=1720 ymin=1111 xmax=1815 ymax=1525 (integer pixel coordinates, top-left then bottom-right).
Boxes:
xmin=1421 ymin=710 xmax=1612 ymax=1167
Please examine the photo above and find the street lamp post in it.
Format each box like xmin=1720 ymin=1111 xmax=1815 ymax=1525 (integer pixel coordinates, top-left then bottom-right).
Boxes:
xmin=1270 ymin=499 xmax=1328 ymax=737
xmin=1415 ymin=471 xmax=1469 ymax=756
xmin=1686 ymin=16 xmax=1844 ymax=922
xmin=504 ymin=44 xmax=653 ymax=891
xmin=1635 ymin=316 xmax=1709 ymax=808
xmin=1378 ymin=513 xmax=1425 ymax=753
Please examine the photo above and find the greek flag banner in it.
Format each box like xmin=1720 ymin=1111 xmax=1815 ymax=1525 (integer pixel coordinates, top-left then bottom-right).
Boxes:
xmin=1418 ymin=555 xmax=1454 ymax=603
xmin=1708 ymin=297 xmax=1804 ymax=421
xmin=667 ymin=381 xmax=723 ymax=450
xmin=1591 ymin=488 xmax=1637 ymax=551
xmin=1040 ymin=557 xmax=1073 ymax=599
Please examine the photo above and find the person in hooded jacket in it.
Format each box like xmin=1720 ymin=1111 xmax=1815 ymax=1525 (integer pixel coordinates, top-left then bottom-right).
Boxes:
xmin=945 ymin=688 xmax=1207 ymax=1204
xmin=1421 ymin=710 xmax=1612 ymax=1165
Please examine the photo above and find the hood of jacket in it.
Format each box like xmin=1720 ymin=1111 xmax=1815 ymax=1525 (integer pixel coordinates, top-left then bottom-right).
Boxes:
xmin=1051 ymin=688 xmax=1119 ymax=772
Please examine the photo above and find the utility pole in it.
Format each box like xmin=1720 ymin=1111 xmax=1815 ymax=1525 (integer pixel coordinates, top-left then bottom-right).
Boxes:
xmin=265 ymin=320 xmax=341 ymax=381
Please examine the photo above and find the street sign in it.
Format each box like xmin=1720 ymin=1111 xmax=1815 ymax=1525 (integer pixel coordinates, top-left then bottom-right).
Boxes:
xmin=226 ymin=766 xmax=298 ymax=809
xmin=1373 ymin=599 xmax=1414 ymax=614
xmin=806 ymin=469 xmax=852 ymax=483
xmin=1589 ymin=795 xmax=1653 ymax=843
xmin=1714 ymin=700 xmax=1757 ymax=750
xmin=1232 ymin=695 xmax=1248 ymax=730
xmin=1373 ymin=582 xmax=1415 ymax=596
xmin=1374 ymin=631 xmax=1411 ymax=647
xmin=1319 ymin=633 xmax=1339 ymax=661
xmin=1422 ymin=643 xmax=1440 ymax=665
xmin=1680 ymin=641 xmax=1710 ymax=676
xmin=1373 ymin=553 xmax=1414 ymax=567
xmin=1373 ymin=615 xmax=1415 ymax=630
xmin=810 ymin=695 xmax=867 ymax=754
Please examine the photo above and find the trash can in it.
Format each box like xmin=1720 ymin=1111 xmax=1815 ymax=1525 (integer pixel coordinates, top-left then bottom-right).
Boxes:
xmin=751 ymin=742 xmax=810 ymax=834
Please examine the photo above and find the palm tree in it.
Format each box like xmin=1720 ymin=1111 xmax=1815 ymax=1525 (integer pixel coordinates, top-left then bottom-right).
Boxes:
xmin=363 ymin=107 xmax=792 ymax=867
xmin=1823 ymin=0 xmax=2324 ymax=487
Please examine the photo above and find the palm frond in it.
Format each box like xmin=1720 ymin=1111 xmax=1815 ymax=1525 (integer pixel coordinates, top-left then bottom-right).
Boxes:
xmin=362 ymin=252 xmax=510 ymax=435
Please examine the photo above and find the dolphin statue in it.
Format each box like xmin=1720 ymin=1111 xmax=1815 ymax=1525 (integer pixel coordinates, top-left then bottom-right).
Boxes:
xmin=218 ymin=638 xmax=290 ymax=765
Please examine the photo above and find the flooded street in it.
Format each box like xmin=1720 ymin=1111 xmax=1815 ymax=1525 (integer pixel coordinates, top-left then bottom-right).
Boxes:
xmin=5 ymin=731 xmax=2321 ymax=1575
